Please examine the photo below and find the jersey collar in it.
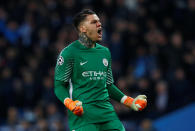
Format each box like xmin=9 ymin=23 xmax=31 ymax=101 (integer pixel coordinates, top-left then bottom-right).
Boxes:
xmin=75 ymin=40 xmax=99 ymax=50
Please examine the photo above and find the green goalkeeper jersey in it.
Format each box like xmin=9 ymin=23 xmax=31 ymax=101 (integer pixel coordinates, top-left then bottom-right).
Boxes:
xmin=54 ymin=40 xmax=119 ymax=130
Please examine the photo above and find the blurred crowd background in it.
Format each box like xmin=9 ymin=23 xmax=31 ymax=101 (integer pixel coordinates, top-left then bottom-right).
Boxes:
xmin=0 ymin=0 xmax=195 ymax=130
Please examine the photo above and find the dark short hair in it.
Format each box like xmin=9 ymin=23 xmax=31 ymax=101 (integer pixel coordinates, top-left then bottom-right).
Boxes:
xmin=73 ymin=9 xmax=96 ymax=31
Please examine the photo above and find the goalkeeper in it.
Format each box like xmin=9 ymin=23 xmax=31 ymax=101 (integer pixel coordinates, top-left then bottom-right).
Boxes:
xmin=54 ymin=9 xmax=147 ymax=131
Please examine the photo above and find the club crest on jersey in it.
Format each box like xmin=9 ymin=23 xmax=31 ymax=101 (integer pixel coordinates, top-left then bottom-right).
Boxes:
xmin=103 ymin=58 xmax=108 ymax=67
xmin=57 ymin=56 xmax=64 ymax=65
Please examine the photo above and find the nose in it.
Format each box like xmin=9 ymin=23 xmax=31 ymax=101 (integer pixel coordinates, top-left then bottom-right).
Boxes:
xmin=97 ymin=21 xmax=101 ymax=27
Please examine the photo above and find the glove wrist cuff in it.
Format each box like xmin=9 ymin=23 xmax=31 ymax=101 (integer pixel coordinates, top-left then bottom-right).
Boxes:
xmin=121 ymin=95 xmax=127 ymax=103
xmin=122 ymin=96 xmax=134 ymax=107
xmin=64 ymin=98 xmax=74 ymax=111
xmin=64 ymin=97 xmax=70 ymax=105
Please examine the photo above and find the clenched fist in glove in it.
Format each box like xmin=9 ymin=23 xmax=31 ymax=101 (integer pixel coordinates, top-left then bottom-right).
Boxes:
xmin=64 ymin=98 xmax=84 ymax=116
xmin=121 ymin=95 xmax=147 ymax=111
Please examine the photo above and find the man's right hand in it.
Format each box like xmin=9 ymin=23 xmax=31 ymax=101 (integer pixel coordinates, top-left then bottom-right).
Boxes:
xmin=64 ymin=98 xmax=84 ymax=116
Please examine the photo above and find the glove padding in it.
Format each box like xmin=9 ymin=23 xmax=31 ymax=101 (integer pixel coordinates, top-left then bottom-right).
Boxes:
xmin=64 ymin=98 xmax=84 ymax=116
xmin=123 ymin=95 xmax=147 ymax=111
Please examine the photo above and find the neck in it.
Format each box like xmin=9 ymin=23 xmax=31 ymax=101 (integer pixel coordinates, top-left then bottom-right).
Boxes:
xmin=78 ymin=33 xmax=95 ymax=48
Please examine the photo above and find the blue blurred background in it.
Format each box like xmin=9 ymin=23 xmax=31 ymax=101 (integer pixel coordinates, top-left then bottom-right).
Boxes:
xmin=0 ymin=0 xmax=194 ymax=130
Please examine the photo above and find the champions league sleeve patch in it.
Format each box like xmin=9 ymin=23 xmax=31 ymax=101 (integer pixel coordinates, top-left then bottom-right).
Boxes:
xmin=57 ymin=56 xmax=64 ymax=65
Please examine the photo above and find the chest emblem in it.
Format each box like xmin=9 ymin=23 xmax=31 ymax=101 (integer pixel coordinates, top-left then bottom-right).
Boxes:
xmin=103 ymin=58 xmax=108 ymax=67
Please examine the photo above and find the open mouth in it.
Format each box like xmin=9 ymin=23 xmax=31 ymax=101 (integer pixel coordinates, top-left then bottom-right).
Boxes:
xmin=97 ymin=28 xmax=102 ymax=37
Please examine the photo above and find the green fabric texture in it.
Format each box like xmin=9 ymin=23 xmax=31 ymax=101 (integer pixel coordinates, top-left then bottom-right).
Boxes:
xmin=75 ymin=119 xmax=125 ymax=131
xmin=107 ymin=84 xmax=125 ymax=102
xmin=68 ymin=100 xmax=119 ymax=130
xmin=54 ymin=40 xmax=113 ymax=104
xmin=54 ymin=80 xmax=69 ymax=103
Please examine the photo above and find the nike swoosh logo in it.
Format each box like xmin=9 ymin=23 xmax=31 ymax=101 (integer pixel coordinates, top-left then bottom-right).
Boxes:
xmin=80 ymin=61 xmax=88 ymax=66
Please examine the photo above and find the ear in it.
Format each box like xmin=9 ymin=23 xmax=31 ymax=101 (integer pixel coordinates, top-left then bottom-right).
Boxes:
xmin=79 ymin=25 xmax=87 ymax=33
